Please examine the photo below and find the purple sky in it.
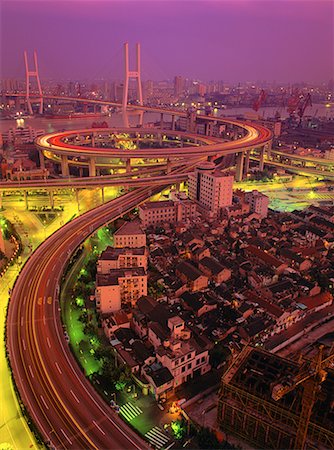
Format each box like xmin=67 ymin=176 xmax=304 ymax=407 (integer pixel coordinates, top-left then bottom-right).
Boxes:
xmin=1 ymin=0 xmax=333 ymax=83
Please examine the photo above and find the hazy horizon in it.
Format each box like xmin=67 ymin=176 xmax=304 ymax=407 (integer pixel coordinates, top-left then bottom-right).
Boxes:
xmin=1 ymin=0 xmax=333 ymax=84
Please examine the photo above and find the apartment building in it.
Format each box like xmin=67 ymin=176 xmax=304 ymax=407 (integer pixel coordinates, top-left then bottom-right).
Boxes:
xmin=149 ymin=316 xmax=211 ymax=389
xmin=188 ymin=162 xmax=234 ymax=217
xmin=97 ymin=246 xmax=148 ymax=273
xmin=96 ymin=268 xmax=147 ymax=313
xmin=114 ymin=221 xmax=146 ymax=248
xmin=245 ymin=190 xmax=270 ymax=219
xmin=139 ymin=199 xmax=196 ymax=227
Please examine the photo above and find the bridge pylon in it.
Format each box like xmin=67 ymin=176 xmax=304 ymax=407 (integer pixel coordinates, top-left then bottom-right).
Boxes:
xmin=24 ymin=50 xmax=43 ymax=115
xmin=122 ymin=42 xmax=143 ymax=117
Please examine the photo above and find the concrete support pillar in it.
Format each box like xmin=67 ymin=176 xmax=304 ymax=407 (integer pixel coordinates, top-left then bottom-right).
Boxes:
xmin=158 ymin=133 xmax=162 ymax=146
xmin=266 ymin=142 xmax=272 ymax=159
xmin=49 ymin=190 xmax=54 ymax=209
xmin=24 ymin=190 xmax=28 ymax=210
xmin=61 ymin=155 xmax=69 ymax=177
xmin=39 ymin=150 xmax=45 ymax=169
xmin=91 ymin=132 xmax=96 ymax=147
xmin=89 ymin=157 xmax=96 ymax=177
xmin=235 ymin=152 xmax=244 ymax=182
xmin=122 ymin=112 xmax=129 ymax=128
xmin=244 ymin=150 xmax=251 ymax=177
xmin=101 ymin=187 xmax=105 ymax=203
xmin=171 ymin=115 xmax=176 ymax=131
xmin=160 ymin=113 xmax=164 ymax=129
xmin=126 ymin=158 xmax=131 ymax=173
xmin=79 ymin=167 xmax=83 ymax=178
xmin=137 ymin=112 xmax=143 ymax=127
xmin=75 ymin=189 xmax=80 ymax=212
xmin=166 ymin=159 xmax=172 ymax=174
xmin=205 ymin=122 xmax=213 ymax=137
xmin=259 ymin=147 xmax=265 ymax=172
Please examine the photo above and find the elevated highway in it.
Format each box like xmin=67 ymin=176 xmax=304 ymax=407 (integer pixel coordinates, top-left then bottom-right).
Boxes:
xmin=7 ymin=187 xmax=159 ymax=449
xmin=0 ymin=172 xmax=189 ymax=192
xmin=6 ymin=159 xmax=201 ymax=449
xmin=8 ymin=95 xmax=321 ymax=450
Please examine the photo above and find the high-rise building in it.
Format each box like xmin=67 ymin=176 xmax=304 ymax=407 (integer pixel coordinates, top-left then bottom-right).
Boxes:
xmin=188 ymin=162 xmax=234 ymax=217
xmin=174 ymin=76 xmax=184 ymax=97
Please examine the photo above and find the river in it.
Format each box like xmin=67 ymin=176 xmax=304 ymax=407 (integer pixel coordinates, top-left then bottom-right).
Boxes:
xmin=0 ymin=103 xmax=332 ymax=134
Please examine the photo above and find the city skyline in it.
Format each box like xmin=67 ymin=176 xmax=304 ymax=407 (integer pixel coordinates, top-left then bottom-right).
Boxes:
xmin=1 ymin=0 xmax=333 ymax=83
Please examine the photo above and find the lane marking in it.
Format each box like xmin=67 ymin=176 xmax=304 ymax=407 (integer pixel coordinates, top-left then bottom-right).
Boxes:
xmin=28 ymin=365 xmax=34 ymax=378
xmin=61 ymin=428 xmax=72 ymax=445
xmin=40 ymin=394 xmax=49 ymax=410
xmin=22 ymin=338 xmax=26 ymax=351
xmin=70 ymin=390 xmax=80 ymax=404
xmin=52 ymin=264 xmax=56 ymax=272
xmin=23 ymin=296 xmax=27 ymax=305
xmin=43 ymin=315 xmax=46 ymax=325
xmin=46 ymin=279 xmax=50 ymax=287
xmin=55 ymin=362 xmax=62 ymax=374
xmin=93 ymin=420 xmax=105 ymax=436
xmin=46 ymin=337 xmax=51 ymax=348
xmin=20 ymin=316 xmax=23 ymax=327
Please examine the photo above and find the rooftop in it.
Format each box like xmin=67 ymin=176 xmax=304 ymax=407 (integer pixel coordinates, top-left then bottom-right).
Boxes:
xmin=114 ymin=220 xmax=145 ymax=236
xmin=96 ymin=267 xmax=146 ymax=286
xmin=176 ymin=261 xmax=204 ymax=281
xmin=99 ymin=246 xmax=146 ymax=260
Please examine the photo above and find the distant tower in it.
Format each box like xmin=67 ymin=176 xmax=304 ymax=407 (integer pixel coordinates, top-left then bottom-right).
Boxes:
xmin=24 ymin=50 xmax=43 ymax=115
xmin=122 ymin=42 xmax=143 ymax=114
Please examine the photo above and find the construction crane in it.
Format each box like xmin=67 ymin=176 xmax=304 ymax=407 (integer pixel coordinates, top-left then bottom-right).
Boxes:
xmin=287 ymin=88 xmax=301 ymax=115
xmin=253 ymin=89 xmax=267 ymax=112
xmin=272 ymin=345 xmax=334 ymax=450
xmin=297 ymin=93 xmax=312 ymax=123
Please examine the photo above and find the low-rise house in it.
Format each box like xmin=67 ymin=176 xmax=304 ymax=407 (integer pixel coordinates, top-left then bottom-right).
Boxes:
xmin=176 ymin=261 xmax=208 ymax=292
xmin=181 ymin=291 xmax=217 ymax=317
xmin=297 ymin=292 xmax=333 ymax=312
xmin=279 ymin=248 xmax=312 ymax=272
xmin=244 ymin=245 xmax=288 ymax=275
xmin=143 ymin=362 xmax=174 ymax=401
xmin=102 ymin=310 xmax=130 ymax=339
xmin=199 ymin=257 xmax=231 ymax=283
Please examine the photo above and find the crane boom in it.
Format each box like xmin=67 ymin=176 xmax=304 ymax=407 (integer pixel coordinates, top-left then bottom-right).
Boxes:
xmin=253 ymin=89 xmax=266 ymax=112
xmin=271 ymin=345 xmax=334 ymax=450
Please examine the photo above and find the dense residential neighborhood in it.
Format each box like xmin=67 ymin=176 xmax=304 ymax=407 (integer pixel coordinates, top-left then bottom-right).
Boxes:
xmin=93 ymin=185 xmax=334 ymax=403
